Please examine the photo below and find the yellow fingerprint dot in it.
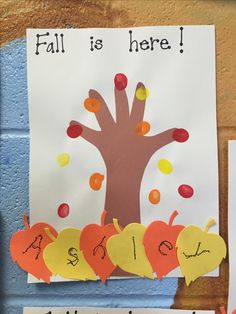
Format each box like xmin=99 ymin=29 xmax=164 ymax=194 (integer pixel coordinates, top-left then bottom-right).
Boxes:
xmin=57 ymin=153 xmax=70 ymax=167
xmin=135 ymin=87 xmax=149 ymax=100
xmin=158 ymin=159 xmax=173 ymax=174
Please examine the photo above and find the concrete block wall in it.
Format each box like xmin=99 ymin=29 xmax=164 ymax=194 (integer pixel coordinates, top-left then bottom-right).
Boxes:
xmin=1 ymin=1 xmax=236 ymax=313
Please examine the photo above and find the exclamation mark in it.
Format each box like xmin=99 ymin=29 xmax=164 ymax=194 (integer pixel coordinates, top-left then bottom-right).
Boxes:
xmin=180 ymin=27 xmax=184 ymax=53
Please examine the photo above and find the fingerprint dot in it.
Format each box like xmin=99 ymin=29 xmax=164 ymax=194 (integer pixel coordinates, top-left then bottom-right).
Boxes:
xmin=178 ymin=184 xmax=194 ymax=198
xmin=114 ymin=73 xmax=128 ymax=90
xmin=67 ymin=124 xmax=83 ymax=138
xmin=58 ymin=203 xmax=70 ymax=218
xmin=158 ymin=159 xmax=173 ymax=174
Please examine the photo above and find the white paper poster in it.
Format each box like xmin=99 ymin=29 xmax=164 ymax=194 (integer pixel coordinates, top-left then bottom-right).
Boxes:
xmin=23 ymin=308 xmax=215 ymax=314
xmin=25 ymin=26 xmax=220 ymax=283
xmin=228 ymin=141 xmax=236 ymax=314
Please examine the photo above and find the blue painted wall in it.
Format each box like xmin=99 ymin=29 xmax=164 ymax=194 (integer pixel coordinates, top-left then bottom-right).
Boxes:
xmin=0 ymin=39 xmax=179 ymax=314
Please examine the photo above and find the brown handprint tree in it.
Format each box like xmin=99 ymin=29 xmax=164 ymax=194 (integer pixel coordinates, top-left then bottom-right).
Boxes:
xmin=68 ymin=75 xmax=188 ymax=227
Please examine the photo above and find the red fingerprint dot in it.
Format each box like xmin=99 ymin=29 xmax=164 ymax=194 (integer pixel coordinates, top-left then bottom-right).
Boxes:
xmin=67 ymin=124 xmax=83 ymax=138
xmin=232 ymin=309 xmax=236 ymax=314
xmin=178 ymin=184 xmax=194 ymax=198
xmin=114 ymin=73 xmax=128 ymax=91
xmin=58 ymin=203 xmax=70 ymax=218
xmin=173 ymin=128 xmax=189 ymax=143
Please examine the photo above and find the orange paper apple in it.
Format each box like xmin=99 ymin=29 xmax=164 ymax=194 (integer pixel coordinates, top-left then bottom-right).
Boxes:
xmin=143 ymin=210 xmax=184 ymax=280
xmin=80 ymin=210 xmax=118 ymax=283
xmin=10 ymin=214 xmax=58 ymax=283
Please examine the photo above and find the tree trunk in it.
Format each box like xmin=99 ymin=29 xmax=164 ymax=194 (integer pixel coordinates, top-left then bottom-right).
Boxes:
xmin=104 ymin=160 xmax=147 ymax=227
xmin=101 ymin=129 xmax=175 ymax=227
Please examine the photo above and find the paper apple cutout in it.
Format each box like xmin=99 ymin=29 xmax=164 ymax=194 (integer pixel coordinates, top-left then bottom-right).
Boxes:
xmin=43 ymin=227 xmax=97 ymax=281
xmin=107 ymin=219 xmax=154 ymax=279
xmin=176 ymin=219 xmax=227 ymax=286
xmin=10 ymin=214 xmax=58 ymax=283
xmin=80 ymin=210 xmax=118 ymax=283
xmin=143 ymin=210 xmax=184 ymax=280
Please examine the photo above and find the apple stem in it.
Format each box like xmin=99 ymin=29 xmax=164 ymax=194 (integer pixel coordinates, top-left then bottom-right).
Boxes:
xmin=101 ymin=209 xmax=107 ymax=227
xmin=204 ymin=218 xmax=216 ymax=232
xmin=23 ymin=214 xmax=30 ymax=230
xmin=113 ymin=218 xmax=122 ymax=234
xmin=44 ymin=228 xmax=57 ymax=242
xmin=169 ymin=210 xmax=178 ymax=226
xmin=219 ymin=306 xmax=226 ymax=314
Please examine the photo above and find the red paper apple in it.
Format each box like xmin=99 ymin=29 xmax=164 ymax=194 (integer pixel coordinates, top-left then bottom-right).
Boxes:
xmin=143 ymin=210 xmax=184 ymax=280
xmin=10 ymin=214 xmax=58 ymax=283
xmin=80 ymin=210 xmax=118 ymax=283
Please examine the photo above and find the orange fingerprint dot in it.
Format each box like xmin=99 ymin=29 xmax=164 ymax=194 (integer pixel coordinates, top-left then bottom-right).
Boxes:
xmin=135 ymin=121 xmax=150 ymax=136
xmin=89 ymin=173 xmax=105 ymax=191
xmin=84 ymin=97 xmax=101 ymax=113
xmin=148 ymin=189 xmax=161 ymax=204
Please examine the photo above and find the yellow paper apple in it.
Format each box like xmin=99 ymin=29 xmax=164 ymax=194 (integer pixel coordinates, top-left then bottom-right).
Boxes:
xmin=176 ymin=219 xmax=227 ymax=286
xmin=107 ymin=219 xmax=154 ymax=279
xmin=43 ymin=228 xmax=96 ymax=281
